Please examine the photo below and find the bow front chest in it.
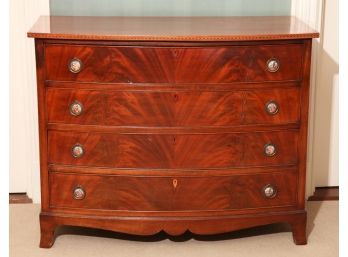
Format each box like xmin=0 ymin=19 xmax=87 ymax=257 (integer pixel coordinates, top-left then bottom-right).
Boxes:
xmin=28 ymin=16 xmax=318 ymax=248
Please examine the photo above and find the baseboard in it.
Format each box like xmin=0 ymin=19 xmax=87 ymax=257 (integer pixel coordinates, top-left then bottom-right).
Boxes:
xmin=9 ymin=193 xmax=33 ymax=204
xmin=308 ymin=187 xmax=339 ymax=201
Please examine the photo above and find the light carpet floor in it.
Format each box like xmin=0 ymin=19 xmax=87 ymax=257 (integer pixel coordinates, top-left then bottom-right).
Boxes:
xmin=10 ymin=201 xmax=338 ymax=257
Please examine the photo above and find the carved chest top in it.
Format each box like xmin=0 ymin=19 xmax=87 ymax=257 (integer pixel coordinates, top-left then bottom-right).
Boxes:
xmin=28 ymin=16 xmax=318 ymax=248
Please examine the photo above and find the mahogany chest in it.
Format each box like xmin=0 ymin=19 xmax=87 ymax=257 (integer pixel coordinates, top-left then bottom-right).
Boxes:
xmin=28 ymin=16 xmax=319 ymax=248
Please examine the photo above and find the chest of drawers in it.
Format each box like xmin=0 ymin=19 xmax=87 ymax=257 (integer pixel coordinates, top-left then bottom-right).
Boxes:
xmin=28 ymin=16 xmax=318 ymax=248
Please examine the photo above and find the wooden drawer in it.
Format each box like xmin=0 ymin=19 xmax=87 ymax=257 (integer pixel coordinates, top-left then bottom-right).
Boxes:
xmin=49 ymin=171 xmax=298 ymax=211
xmin=45 ymin=44 xmax=303 ymax=83
xmin=47 ymin=87 xmax=300 ymax=126
xmin=48 ymin=131 xmax=298 ymax=168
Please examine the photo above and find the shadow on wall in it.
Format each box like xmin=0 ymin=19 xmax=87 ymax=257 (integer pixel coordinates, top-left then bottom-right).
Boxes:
xmin=312 ymin=42 xmax=339 ymax=187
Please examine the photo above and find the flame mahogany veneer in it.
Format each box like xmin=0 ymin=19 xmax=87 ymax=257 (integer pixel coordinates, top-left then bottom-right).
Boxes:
xmin=28 ymin=16 xmax=318 ymax=248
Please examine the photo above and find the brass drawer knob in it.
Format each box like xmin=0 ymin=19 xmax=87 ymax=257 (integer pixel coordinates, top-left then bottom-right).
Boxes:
xmin=72 ymin=144 xmax=85 ymax=158
xmin=265 ymin=100 xmax=279 ymax=115
xmin=68 ymin=58 xmax=83 ymax=73
xmin=264 ymin=143 xmax=276 ymax=157
xmin=267 ymin=58 xmax=280 ymax=72
xmin=263 ymin=184 xmax=277 ymax=198
xmin=73 ymin=187 xmax=86 ymax=200
xmin=69 ymin=100 xmax=83 ymax=116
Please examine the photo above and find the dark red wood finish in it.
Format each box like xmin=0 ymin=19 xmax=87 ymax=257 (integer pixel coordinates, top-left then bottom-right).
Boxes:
xmin=45 ymin=44 xmax=304 ymax=83
xmin=47 ymin=131 xmax=298 ymax=168
xmin=47 ymin=87 xmax=300 ymax=126
xmin=29 ymin=16 xmax=317 ymax=248
xmin=49 ymin=171 xmax=298 ymax=211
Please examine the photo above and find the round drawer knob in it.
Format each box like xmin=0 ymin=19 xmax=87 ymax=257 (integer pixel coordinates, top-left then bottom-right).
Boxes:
xmin=267 ymin=58 xmax=280 ymax=72
xmin=265 ymin=101 xmax=279 ymax=115
xmin=71 ymin=144 xmax=85 ymax=158
xmin=73 ymin=187 xmax=86 ymax=200
xmin=263 ymin=184 xmax=277 ymax=198
xmin=69 ymin=101 xmax=83 ymax=116
xmin=68 ymin=58 xmax=83 ymax=73
xmin=264 ymin=143 xmax=277 ymax=157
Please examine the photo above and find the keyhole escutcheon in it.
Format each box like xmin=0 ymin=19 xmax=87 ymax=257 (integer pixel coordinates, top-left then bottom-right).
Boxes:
xmin=173 ymin=179 xmax=178 ymax=189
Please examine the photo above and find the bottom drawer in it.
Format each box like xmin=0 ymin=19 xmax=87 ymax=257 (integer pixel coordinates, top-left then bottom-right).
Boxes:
xmin=49 ymin=171 xmax=298 ymax=212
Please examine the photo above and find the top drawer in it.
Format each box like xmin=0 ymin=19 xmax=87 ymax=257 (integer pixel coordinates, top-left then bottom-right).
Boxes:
xmin=45 ymin=44 xmax=304 ymax=83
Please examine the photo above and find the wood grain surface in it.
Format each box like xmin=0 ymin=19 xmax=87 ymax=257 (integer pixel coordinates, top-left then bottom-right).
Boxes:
xmin=47 ymin=87 xmax=300 ymax=126
xmin=45 ymin=44 xmax=304 ymax=83
xmin=49 ymin=171 xmax=298 ymax=211
xmin=28 ymin=16 xmax=319 ymax=41
xmin=47 ymin=131 xmax=298 ymax=168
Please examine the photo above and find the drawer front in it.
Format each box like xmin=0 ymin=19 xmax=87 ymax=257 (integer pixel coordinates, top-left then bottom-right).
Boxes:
xmin=45 ymin=44 xmax=303 ymax=83
xmin=49 ymin=171 xmax=298 ymax=211
xmin=47 ymin=88 xmax=300 ymax=126
xmin=48 ymin=131 xmax=298 ymax=168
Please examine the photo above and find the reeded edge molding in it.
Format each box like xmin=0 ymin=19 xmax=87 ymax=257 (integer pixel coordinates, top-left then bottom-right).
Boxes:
xmin=27 ymin=33 xmax=319 ymax=41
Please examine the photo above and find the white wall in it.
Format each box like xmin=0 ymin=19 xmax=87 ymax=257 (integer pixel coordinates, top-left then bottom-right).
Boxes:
xmin=9 ymin=0 xmax=49 ymax=202
xmin=292 ymin=0 xmax=339 ymax=197
xmin=292 ymin=0 xmax=324 ymax=197
xmin=312 ymin=0 xmax=339 ymax=186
